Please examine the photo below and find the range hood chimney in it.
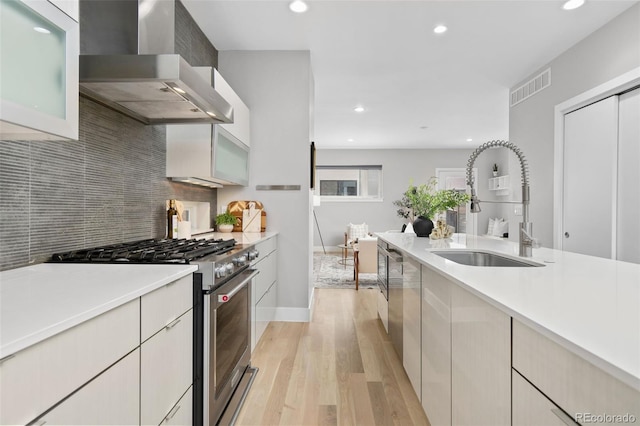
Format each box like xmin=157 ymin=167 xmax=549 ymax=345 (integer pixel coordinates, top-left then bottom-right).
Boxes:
xmin=79 ymin=0 xmax=233 ymax=125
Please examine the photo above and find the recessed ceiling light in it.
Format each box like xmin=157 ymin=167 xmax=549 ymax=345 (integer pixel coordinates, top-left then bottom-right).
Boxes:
xmin=433 ymin=25 xmax=448 ymax=34
xmin=466 ymin=138 xmax=473 ymax=142
xmin=289 ymin=0 xmax=308 ymax=13
xmin=563 ymin=0 xmax=585 ymax=10
xmin=33 ymin=27 xmax=51 ymax=34
xmin=347 ymin=138 xmax=354 ymax=142
xmin=353 ymin=106 xmax=365 ymax=113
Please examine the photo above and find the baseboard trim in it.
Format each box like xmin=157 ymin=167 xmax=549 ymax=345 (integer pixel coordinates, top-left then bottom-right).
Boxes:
xmin=274 ymin=306 xmax=311 ymax=322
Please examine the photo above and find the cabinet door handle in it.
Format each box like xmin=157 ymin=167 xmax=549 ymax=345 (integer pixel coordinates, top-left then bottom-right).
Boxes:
xmin=164 ymin=404 xmax=181 ymax=423
xmin=165 ymin=317 xmax=181 ymax=330
xmin=551 ymin=408 xmax=579 ymax=425
xmin=564 ymin=232 xmax=570 ymax=238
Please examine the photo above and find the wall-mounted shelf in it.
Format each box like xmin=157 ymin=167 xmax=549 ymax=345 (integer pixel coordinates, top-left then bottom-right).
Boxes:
xmin=489 ymin=175 xmax=510 ymax=196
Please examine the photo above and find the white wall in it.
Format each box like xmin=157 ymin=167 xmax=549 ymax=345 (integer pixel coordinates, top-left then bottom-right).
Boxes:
xmin=508 ymin=4 xmax=640 ymax=248
xmin=218 ymin=51 xmax=314 ymax=321
xmin=313 ymin=148 xmax=506 ymax=247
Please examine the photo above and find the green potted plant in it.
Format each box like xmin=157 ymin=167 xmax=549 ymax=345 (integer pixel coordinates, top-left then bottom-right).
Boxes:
xmin=215 ymin=211 xmax=238 ymax=233
xmin=393 ymin=178 xmax=470 ymax=237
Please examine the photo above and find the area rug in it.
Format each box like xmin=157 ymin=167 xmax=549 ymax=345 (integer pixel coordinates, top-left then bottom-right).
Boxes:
xmin=313 ymin=253 xmax=378 ymax=289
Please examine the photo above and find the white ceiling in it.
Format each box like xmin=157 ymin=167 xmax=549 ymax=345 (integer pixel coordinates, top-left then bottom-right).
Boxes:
xmin=182 ymin=0 xmax=637 ymax=149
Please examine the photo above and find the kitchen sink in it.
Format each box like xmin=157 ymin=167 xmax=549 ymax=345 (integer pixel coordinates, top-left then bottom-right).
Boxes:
xmin=432 ymin=250 xmax=544 ymax=267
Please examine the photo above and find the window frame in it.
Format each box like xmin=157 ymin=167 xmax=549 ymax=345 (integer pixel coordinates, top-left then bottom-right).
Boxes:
xmin=314 ymin=165 xmax=383 ymax=202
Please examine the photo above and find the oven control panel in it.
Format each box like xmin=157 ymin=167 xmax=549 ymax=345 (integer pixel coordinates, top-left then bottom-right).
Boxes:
xmin=248 ymin=249 xmax=259 ymax=261
xmin=215 ymin=262 xmax=234 ymax=278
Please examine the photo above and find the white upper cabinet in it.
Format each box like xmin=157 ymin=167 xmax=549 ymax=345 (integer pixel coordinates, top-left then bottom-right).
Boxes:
xmin=166 ymin=67 xmax=250 ymax=187
xmin=0 ymin=0 xmax=78 ymax=140
xmin=214 ymin=69 xmax=250 ymax=147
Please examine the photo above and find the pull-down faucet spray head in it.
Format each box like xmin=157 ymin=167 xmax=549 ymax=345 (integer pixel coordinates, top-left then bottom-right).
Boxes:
xmin=465 ymin=140 xmax=535 ymax=257
xmin=471 ymin=187 xmax=482 ymax=213
xmin=469 ymin=188 xmax=482 ymax=213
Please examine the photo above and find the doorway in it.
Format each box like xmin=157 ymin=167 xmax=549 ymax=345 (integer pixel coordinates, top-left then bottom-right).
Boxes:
xmin=554 ymin=67 xmax=640 ymax=263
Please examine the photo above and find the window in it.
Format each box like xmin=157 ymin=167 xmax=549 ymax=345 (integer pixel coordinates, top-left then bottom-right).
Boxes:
xmin=315 ymin=165 xmax=383 ymax=201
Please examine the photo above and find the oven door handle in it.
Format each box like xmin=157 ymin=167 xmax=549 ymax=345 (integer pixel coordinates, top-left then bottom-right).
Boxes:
xmin=380 ymin=247 xmax=403 ymax=262
xmin=217 ymin=269 xmax=259 ymax=302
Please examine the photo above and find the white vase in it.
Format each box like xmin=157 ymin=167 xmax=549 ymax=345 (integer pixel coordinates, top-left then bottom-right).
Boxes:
xmin=218 ymin=224 xmax=234 ymax=233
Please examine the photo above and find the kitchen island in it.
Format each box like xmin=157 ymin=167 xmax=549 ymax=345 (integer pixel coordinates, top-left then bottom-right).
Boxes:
xmin=376 ymin=231 xmax=639 ymax=425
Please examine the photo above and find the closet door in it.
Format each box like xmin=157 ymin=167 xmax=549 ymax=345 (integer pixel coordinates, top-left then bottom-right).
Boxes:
xmin=563 ymin=96 xmax=618 ymax=258
xmin=617 ymin=88 xmax=640 ymax=264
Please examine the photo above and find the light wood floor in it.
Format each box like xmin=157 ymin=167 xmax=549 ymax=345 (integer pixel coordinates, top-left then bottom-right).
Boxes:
xmin=235 ymin=288 xmax=430 ymax=426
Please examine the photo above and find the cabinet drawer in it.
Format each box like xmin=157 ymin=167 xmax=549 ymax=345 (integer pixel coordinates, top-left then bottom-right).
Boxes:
xmin=0 ymin=299 xmax=139 ymax=425
xmin=141 ymin=275 xmax=193 ymax=342
xmin=421 ymin=266 xmax=451 ymax=426
xmin=513 ymin=369 xmax=576 ymax=426
xmin=255 ymin=282 xmax=277 ymax=347
xmin=513 ymin=319 xmax=640 ymax=423
xmin=255 ymin=237 xmax=276 ymax=258
xmin=34 ymin=348 xmax=140 ymax=425
xmin=377 ymin=289 xmax=388 ymax=333
xmin=254 ymin=251 xmax=277 ymax=299
xmin=161 ymin=386 xmax=193 ymax=426
xmin=141 ymin=309 xmax=193 ymax=426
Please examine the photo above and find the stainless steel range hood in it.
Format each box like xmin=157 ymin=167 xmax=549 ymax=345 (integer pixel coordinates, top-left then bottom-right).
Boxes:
xmin=79 ymin=0 xmax=233 ymax=125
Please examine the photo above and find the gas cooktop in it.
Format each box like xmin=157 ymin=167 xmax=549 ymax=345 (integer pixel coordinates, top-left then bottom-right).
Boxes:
xmin=50 ymin=238 xmax=237 ymax=264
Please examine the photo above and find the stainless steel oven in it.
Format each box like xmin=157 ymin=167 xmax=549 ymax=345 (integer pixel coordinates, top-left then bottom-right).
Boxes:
xmin=194 ymin=245 xmax=259 ymax=426
xmin=377 ymin=240 xmax=403 ymax=356
xmin=204 ymin=268 xmax=257 ymax=425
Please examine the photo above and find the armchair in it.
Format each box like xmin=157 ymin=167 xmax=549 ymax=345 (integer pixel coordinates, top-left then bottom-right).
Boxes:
xmin=352 ymin=235 xmax=378 ymax=291
xmin=344 ymin=223 xmax=378 ymax=289
xmin=342 ymin=223 xmax=370 ymax=263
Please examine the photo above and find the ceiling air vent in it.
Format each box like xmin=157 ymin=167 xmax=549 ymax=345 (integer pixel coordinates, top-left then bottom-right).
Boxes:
xmin=510 ymin=68 xmax=551 ymax=107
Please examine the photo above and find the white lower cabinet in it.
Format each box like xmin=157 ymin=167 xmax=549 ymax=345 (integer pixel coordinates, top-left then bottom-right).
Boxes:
xmin=251 ymin=236 xmax=277 ymax=351
xmin=512 ymin=369 xmax=575 ymax=426
xmin=35 ymin=348 xmax=140 ymax=425
xmin=140 ymin=282 xmax=193 ymax=425
xmin=0 ymin=273 xmax=195 ymax=426
xmin=377 ymin=288 xmax=388 ymax=332
xmin=161 ymin=386 xmax=193 ymax=426
xmin=255 ymin=281 xmax=277 ymax=344
xmin=451 ymin=283 xmax=511 ymax=426
xmin=403 ymin=257 xmax=421 ymax=399
xmin=513 ymin=319 xmax=640 ymax=425
xmin=140 ymin=275 xmax=193 ymax=342
xmin=421 ymin=266 xmax=451 ymax=426
xmin=0 ymin=299 xmax=139 ymax=425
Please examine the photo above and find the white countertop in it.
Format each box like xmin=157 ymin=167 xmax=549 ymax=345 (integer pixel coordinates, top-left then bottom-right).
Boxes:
xmin=0 ymin=263 xmax=197 ymax=359
xmin=193 ymin=231 xmax=278 ymax=246
xmin=376 ymin=232 xmax=640 ymax=391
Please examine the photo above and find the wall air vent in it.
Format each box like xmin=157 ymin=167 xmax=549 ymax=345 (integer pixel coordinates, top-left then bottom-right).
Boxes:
xmin=510 ymin=68 xmax=551 ymax=107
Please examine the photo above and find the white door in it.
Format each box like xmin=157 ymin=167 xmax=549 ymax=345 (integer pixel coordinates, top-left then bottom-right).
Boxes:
xmin=563 ymin=96 xmax=618 ymax=258
xmin=616 ymin=88 xmax=640 ymax=264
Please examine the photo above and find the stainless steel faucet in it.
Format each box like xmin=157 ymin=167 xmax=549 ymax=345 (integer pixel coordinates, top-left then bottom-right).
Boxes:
xmin=465 ymin=140 xmax=539 ymax=257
